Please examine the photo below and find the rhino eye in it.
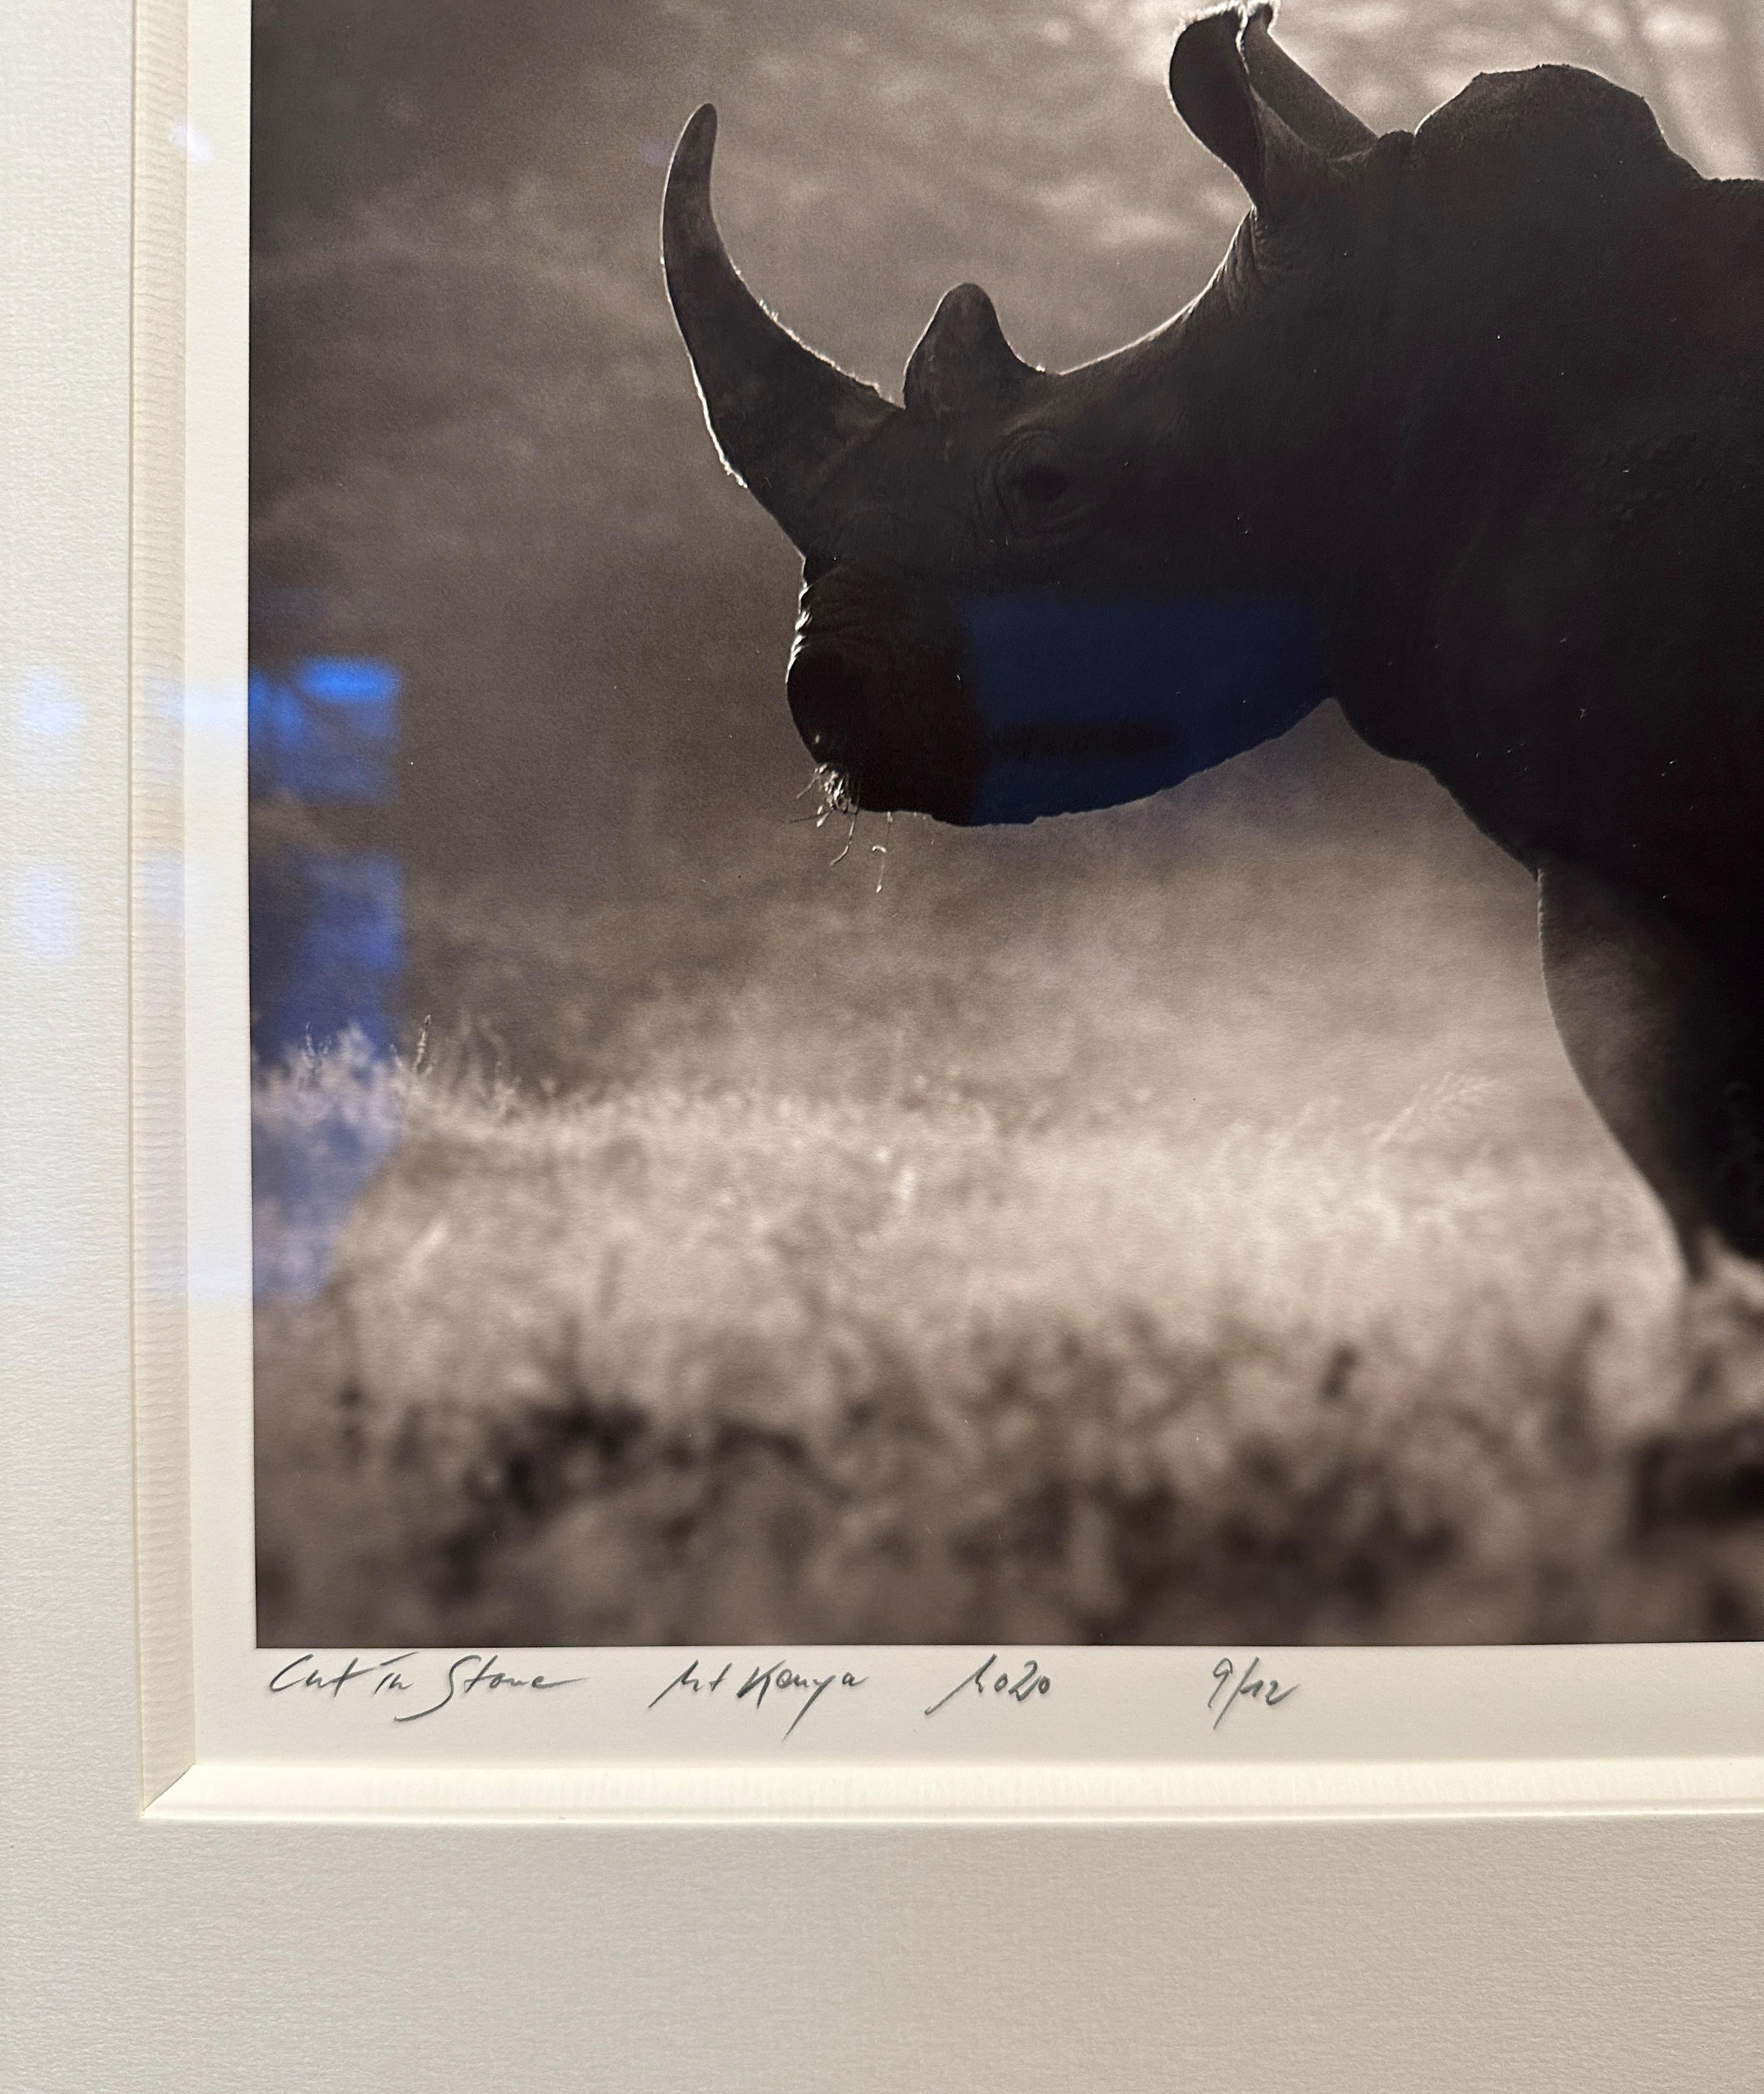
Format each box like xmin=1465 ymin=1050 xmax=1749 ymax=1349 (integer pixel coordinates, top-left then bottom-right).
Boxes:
xmin=998 ymin=434 xmax=1074 ymax=522
xmin=1015 ymin=460 xmax=1070 ymax=505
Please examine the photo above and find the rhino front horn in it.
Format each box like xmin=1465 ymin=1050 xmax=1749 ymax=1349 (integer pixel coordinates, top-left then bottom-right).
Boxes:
xmin=662 ymin=105 xmax=898 ymax=551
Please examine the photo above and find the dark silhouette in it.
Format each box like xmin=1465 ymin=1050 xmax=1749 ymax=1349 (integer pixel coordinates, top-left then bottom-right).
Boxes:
xmin=664 ymin=1 xmax=1764 ymax=1270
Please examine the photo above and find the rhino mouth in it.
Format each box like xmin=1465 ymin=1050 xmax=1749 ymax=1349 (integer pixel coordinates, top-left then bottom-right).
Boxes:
xmin=786 ymin=638 xmax=982 ymax=825
xmin=784 ymin=624 xmax=1186 ymax=827
xmin=786 ymin=567 xmax=985 ymax=824
xmin=810 ymin=585 xmax=1338 ymax=825
xmin=786 ymin=566 xmax=1326 ymax=827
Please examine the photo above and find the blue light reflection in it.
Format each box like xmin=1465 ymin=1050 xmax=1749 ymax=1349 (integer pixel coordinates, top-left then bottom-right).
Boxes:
xmin=249 ymin=656 xmax=400 ymax=803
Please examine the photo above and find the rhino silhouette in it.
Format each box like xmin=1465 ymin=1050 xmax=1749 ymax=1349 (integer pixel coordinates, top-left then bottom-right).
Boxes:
xmin=663 ymin=2 xmax=1764 ymax=1273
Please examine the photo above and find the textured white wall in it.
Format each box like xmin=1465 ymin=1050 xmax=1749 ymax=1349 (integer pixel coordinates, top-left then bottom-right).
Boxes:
xmin=4 ymin=4 xmax=1763 ymax=2089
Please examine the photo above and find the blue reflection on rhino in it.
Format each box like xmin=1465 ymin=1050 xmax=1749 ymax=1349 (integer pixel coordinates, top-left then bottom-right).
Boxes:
xmin=961 ymin=596 xmax=1324 ymax=826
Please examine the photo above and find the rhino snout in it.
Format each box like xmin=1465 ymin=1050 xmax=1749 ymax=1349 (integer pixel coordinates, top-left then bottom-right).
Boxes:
xmin=786 ymin=637 xmax=981 ymax=825
xmin=786 ymin=571 xmax=984 ymax=824
xmin=785 ymin=644 xmax=870 ymax=774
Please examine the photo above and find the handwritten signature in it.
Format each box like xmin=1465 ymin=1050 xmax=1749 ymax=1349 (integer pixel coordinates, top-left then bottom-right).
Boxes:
xmin=648 ymin=1656 xmax=867 ymax=1739
xmin=267 ymin=1651 xmax=586 ymax=1724
xmin=1206 ymin=1655 xmax=1298 ymax=1731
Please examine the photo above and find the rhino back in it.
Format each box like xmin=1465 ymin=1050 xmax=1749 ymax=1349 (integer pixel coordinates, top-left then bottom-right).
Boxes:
xmin=1343 ymin=65 xmax=1764 ymax=949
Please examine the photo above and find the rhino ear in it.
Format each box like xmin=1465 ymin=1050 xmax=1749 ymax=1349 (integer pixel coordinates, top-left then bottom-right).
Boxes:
xmin=1240 ymin=7 xmax=1376 ymax=158
xmin=904 ymin=284 xmax=1035 ymax=420
xmin=1168 ymin=5 xmax=1329 ymax=223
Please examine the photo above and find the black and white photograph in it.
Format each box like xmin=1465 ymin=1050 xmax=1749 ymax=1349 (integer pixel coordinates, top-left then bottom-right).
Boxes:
xmin=249 ymin=0 xmax=1764 ymax=1651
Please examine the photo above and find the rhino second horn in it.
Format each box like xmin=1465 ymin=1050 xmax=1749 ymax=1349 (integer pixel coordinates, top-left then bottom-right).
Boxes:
xmin=903 ymin=284 xmax=1035 ymax=420
xmin=661 ymin=104 xmax=897 ymax=550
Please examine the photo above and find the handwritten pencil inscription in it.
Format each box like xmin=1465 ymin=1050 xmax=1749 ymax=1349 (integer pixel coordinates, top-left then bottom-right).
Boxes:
xmin=263 ymin=1649 xmax=1308 ymax=1741
xmin=266 ymin=1651 xmax=586 ymax=1723
xmin=648 ymin=1656 xmax=867 ymax=1739
xmin=925 ymin=1653 xmax=1052 ymax=1718
xmin=1206 ymin=1655 xmax=1298 ymax=1731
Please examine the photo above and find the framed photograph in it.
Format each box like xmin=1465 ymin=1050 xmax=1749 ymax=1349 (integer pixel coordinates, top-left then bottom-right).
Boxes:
xmin=148 ymin=0 xmax=1764 ymax=1808
xmin=8 ymin=0 xmax=1763 ymax=2081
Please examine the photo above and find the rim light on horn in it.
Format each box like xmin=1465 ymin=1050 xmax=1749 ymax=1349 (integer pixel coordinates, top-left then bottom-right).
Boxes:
xmin=661 ymin=105 xmax=898 ymax=553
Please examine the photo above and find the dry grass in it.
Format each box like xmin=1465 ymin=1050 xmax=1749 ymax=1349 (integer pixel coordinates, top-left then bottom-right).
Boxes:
xmin=253 ymin=782 xmax=1764 ymax=1645
xmin=254 ymin=1037 xmax=1764 ymax=1647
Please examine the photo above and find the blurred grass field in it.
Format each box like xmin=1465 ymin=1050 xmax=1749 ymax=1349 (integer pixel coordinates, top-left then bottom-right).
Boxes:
xmin=253 ymin=784 xmax=1764 ymax=1646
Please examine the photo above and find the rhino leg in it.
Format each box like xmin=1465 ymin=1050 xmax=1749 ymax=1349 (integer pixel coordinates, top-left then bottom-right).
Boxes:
xmin=1538 ymin=856 xmax=1764 ymax=1273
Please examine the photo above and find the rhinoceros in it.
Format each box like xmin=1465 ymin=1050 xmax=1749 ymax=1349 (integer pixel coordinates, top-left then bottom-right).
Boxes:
xmin=662 ymin=2 xmax=1764 ymax=1271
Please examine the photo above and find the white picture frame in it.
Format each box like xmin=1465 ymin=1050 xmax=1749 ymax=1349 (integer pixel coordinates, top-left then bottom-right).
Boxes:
xmin=6 ymin=0 xmax=1762 ymax=2083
